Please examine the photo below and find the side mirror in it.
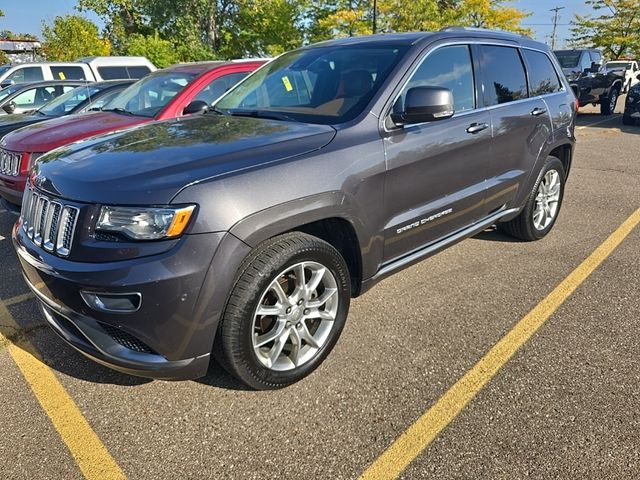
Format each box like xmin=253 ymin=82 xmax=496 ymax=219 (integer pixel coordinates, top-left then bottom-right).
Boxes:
xmin=636 ymin=73 xmax=640 ymax=81
xmin=391 ymin=86 xmax=455 ymax=126
xmin=2 ymin=101 xmax=16 ymax=114
xmin=183 ymin=100 xmax=209 ymax=116
xmin=0 ymin=79 xmax=15 ymax=89
xmin=589 ymin=62 xmax=602 ymax=73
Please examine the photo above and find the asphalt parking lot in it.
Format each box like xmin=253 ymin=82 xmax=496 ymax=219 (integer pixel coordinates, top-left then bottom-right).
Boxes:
xmin=1 ymin=103 xmax=638 ymax=480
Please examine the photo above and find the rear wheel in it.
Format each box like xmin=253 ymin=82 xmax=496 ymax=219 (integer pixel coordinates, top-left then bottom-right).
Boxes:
xmin=600 ymin=87 xmax=619 ymax=115
xmin=214 ymin=232 xmax=351 ymax=390
xmin=499 ymin=157 xmax=566 ymax=241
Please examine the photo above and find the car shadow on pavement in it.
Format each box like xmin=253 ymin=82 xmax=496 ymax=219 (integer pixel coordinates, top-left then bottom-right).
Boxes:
xmin=473 ymin=225 xmax=523 ymax=243
xmin=195 ymin=362 xmax=254 ymax=391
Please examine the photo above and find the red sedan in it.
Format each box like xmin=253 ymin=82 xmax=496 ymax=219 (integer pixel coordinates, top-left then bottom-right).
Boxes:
xmin=0 ymin=60 xmax=266 ymax=211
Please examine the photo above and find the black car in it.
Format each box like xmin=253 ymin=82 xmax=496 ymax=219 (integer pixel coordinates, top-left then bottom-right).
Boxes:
xmin=0 ymin=80 xmax=134 ymax=137
xmin=623 ymin=74 xmax=640 ymax=125
xmin=0 ymin=80 xmax=92 ymax=116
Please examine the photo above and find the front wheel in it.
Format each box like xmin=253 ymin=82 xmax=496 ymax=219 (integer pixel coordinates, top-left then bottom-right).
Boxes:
xmin=499 ymin=157 xmax=566 ymax=241
xmin=600 ymin=87 xmax=619 ymax=115
xmin=214 ymin=232 xmax=351 ymax=390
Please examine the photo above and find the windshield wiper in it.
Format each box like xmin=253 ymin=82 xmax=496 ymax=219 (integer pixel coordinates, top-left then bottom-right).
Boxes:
xmin=226 ymin=109 xmax=298 ymax=122
xmin=103 ymin=107 xmax=136 ymax=116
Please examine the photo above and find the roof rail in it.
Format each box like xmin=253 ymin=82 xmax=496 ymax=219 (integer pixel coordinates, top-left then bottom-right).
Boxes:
xmin=439 ymin=26 xmax=530 ymax=39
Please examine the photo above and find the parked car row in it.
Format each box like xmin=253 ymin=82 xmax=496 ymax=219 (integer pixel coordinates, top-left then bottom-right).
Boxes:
xmin=5 ymin=28 xmax=578 ymax=389
xmin=0 ymin=56 xmax=156 ymax=89
xmin=0 ymin=59 xmax=266 ymax=211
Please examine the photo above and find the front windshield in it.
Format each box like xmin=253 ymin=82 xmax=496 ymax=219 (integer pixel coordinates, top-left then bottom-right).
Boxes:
xmin=554 ymin=52 xmax=580 ymax=69
xmin=38 ymin=84 xmax=102 ymax=116
xmin=215 ymin=45 xmax=409 ymax=124
xmin=0 ymin=83 xmax=22 ymax=102
xmin=104 ymin=71 xmax=196 ymax=118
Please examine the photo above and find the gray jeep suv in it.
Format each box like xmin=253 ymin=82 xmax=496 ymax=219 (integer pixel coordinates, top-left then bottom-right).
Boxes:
xmin=13 ymin=28 xmax=576 ymax=389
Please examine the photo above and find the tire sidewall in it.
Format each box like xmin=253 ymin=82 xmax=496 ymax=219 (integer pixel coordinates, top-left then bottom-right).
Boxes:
xmin=222 ymin=236 xmax=351 ymax=389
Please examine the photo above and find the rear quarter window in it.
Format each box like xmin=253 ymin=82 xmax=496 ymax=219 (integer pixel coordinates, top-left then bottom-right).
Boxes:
xmin=523 ymin=49 xmax=562 ymax=96
xmin=98 ymin=66 xmax=129 ymax=80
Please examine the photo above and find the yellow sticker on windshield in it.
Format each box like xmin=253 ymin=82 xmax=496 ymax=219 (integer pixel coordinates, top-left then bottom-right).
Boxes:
xmin=58 ymin=71 xmax=66 ymax=80
xmin=281 ymin=76 xmax=293 ymax=92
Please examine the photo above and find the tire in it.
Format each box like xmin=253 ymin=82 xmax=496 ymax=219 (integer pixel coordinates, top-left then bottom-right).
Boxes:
xmin=622 ymin=113 xmax=635 ymax=126
xmin=600 ymin=87 xmax=619 ymax=115
xmin=499 ymin=157 xmax=566 ymax=241
xmin=214 ymin=232 xmax=351 ymax=390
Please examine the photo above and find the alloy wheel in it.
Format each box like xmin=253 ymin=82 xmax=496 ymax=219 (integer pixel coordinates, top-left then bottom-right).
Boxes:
xmin=533 ymin=169 xmax=561 ymax=231
xmin=251 ymin=261 xmax=339 ymax=371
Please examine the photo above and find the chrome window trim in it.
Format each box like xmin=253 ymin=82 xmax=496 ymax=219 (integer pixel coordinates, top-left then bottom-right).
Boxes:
xmin=382 ymin=39 xmax=567 ymax=133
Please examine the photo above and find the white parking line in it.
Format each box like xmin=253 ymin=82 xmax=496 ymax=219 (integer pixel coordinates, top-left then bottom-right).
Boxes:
xmin=0 ymin=235 xmax=5 ymax=241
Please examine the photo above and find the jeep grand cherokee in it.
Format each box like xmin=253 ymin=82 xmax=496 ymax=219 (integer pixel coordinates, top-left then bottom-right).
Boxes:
xmin=13 ymin=29 xmax=576 ymax=389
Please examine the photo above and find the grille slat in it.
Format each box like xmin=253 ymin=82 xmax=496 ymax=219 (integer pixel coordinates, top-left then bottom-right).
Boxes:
xmin=0 ymin=148 xmax=23 ymax=176
xmin=21 ymin=185 xmax=79 ymax=257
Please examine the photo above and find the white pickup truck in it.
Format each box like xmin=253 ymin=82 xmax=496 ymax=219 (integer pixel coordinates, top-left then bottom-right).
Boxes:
xmin=0 ymin=56 xmax=156 ymax=89
xmin=606 ymin=60 xmax=640 ymax=93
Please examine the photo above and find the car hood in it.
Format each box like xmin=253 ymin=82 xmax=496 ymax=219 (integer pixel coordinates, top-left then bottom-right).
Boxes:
xmin=33 ymin=115 xmax=337 ymax=205
xmin=1 ymin=111 xmax=147 ymax=153
xmin=0 ymin=113 xmax=54 ymax=138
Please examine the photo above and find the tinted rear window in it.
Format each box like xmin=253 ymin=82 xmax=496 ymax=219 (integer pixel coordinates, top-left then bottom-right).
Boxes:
xmin=479 ymin=45 xmax=527 ymax=106
xmin=98 ymin=66 xmax=129 ymax=80
xmin=127 ymin=66 xmax=151 ymax=79
xmin=51 ymin=66 xmax=87 ymax=80
xmin=523 ymin=50 xmax=562 ymax=96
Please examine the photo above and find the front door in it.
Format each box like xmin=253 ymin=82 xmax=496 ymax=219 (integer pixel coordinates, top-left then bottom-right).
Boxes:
xmin=381 ymin=43 xmax=491 ymax=263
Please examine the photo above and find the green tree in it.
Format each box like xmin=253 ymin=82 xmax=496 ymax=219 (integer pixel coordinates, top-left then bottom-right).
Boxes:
xmin=77 ymin=0 xmax=148 ymax=52
xmin=570 ymin=0 xmax=640 ymax=59
xmin=42 ymin=15 xmax=111 ymax=61
xmin=125 ymin=33 xmax=179 ymax=67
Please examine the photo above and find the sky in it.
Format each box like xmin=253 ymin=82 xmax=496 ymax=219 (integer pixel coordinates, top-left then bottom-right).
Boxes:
xmin=1 ymin=0 xmax=593 ymax=49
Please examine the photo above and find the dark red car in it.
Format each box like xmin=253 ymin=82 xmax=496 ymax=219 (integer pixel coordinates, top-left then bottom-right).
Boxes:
xmin=0 ymin=60 xmax=266 ymax=211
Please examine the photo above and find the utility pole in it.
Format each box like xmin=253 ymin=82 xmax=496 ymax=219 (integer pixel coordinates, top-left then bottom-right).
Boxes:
xmin=372 ymin=0 xmax=378 ymax=34
xmin=550 ymin=6 xmax=565 ymax=50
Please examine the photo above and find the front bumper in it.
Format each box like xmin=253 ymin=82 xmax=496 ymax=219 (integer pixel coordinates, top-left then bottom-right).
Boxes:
xmin=12 ymin=221 xmax=241 ymax=380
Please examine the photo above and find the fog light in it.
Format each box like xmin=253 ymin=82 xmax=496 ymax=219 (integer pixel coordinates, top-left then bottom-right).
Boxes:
xmin=81 ymin=291 xmax=142 ymax=313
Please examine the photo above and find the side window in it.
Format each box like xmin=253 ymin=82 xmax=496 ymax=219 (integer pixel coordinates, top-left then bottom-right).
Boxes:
xmin=396 ymin=44 xmax=475 ymax=113
xmin=589 ymin=51 xmax=602 ymax=66
xmin=523 ymin=49 xmax=562 ymax=96
xmin=194 ymin=72 xmax=249 ymax=105
xmin=7 ymin=67 xmax=44 ymax=83
xmin=127 ymin=66 xmax=151 ymax=79
xmin=580 ymin=52 xmax=592 ymax=72
xmin=33 ymin=86 xmax=58 ymax=107
xmin=12 ymin=88 xmax=37 ymax=107
xmin=98 ymin=66 xmax=128 ymax=80
xmin=51 ymin=66 xmax=87 ymax=80
xmin=479 ymin=45 xmax=527 ymax=107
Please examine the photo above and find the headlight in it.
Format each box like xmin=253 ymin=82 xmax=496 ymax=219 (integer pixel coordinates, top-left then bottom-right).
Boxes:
xmin=28 ymin=152 xmax=45 ymax=169
xmin=96 ymin=205 xmax=196 ymax=240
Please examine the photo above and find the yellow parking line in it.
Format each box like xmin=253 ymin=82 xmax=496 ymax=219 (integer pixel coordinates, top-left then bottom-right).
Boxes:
xmin=0 ymin=300 xmax=126 ymax=479
xmin=3 ymin=292 xmax=34 ymax=307
xmin=360 ymin=208 xmax=640 ymax=480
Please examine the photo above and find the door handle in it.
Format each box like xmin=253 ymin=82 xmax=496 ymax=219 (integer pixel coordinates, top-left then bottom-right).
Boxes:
xmin=466 ymin=122 xmax=489 ymax=134
xmin=531 ymin=107 xmax=547 ymax=116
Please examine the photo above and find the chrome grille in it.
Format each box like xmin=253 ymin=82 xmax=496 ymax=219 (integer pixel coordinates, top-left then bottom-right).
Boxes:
xmin=0 ymin=148 xmax=22 ymax=176
xmin=21 ymin=185 xmax=79 ymax=257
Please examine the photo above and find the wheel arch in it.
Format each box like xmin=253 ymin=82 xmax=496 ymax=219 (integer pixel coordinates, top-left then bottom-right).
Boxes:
xmin=228 ymin=192 xmax=367 ymax=297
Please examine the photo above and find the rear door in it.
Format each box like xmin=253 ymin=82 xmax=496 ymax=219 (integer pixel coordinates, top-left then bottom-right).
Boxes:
xmin=381 ymin=43 xmax=492 ymax=262
xmin=477 ymin=44 xmax=553 ymax=214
